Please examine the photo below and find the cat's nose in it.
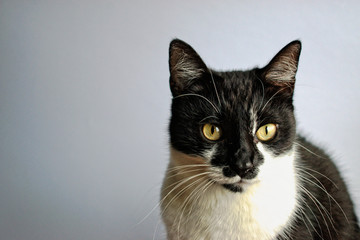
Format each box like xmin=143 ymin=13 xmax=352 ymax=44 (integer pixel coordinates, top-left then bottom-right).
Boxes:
xmin=232 ymin=161 xmax=255 ymax=179
xmin=223 ymin=161 xmax=257 ymax=179
xmin=236 ymin=160 xmax=253 ymax=170
xmin=231 ymin=143 xmax=255 ymax=178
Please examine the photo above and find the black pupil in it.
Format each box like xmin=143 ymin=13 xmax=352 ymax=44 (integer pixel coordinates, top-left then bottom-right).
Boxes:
xmin=211 ymin=126 xmax=215 ymax=135
xmin=265 ymin=126 xmax=268 ymax=135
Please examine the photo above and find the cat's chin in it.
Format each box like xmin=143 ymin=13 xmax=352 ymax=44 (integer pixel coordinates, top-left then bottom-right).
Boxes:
xmin=221 ymin=179 xmax=258 ymax=193
xmin=222 ymin=183 xmax=244 ymax=193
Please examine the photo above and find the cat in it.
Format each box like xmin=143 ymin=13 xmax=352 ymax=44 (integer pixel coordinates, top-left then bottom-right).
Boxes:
xmin=160 ymin=39 xmax=360 ymax=240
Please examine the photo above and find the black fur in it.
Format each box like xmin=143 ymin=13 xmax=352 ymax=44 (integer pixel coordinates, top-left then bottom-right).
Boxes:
xmin=168 ymin=39 xmax=360 ymax=239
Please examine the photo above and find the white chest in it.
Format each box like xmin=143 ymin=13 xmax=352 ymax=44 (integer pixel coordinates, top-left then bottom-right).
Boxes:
xmin=193 ymin=180 xmax=297 ymax=240
xmin=163 ymin=148 xmax=299 ymax=240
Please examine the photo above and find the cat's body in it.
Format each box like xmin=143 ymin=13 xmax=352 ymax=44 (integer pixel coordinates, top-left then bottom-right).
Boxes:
xmin=161 ymin=39 xmax=360 ymax=240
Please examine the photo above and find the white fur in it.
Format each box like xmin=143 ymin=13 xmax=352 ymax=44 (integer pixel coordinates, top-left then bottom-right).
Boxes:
xmin=162 ymin=145 xmax=299 ymax=240
xmin=202 ymin=146 xmax=217 ymax=161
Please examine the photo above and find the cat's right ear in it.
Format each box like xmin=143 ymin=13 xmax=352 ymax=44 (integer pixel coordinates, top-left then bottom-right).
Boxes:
xmin=169 ymin=39 xmax=208 ymax=96
xmin=260 ymin=40 xmax=301 ymax=94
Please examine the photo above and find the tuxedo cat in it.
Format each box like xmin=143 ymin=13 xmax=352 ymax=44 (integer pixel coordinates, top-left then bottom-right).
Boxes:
xmin=161 ymin=39 xmax=360 ymax=240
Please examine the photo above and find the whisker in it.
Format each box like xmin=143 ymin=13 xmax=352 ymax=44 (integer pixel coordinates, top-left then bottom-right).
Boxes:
xmin=296 ymin=177 xmax=326 ymax=238
xmin=294 ymin=142 xmax=326 ymax=159
xmin=173 ymin=180 xmax=205 ymax=239
xmin=140 ymin=171 xmax=208 ymax=226
xmin=166 ymin=164 xmax=207 ymax=174
xmin=297 ymin=167 xmax=333 ymax=211
xmin=255 ymin=75 xmax=265 ymax=111
xmin=298 ymin=206 xmax=317 ymax=240
xmin=298 ymin=183 xmax=334 ymax=239
xmin=260 ymin=88 xmax=284 ymax=112
xmin=175 ymin=179 xmax=214 ymax=238
xmin=297 ymin=165 xmax=338 ymax=189
xmin=298 ymin=171 xmax=349 ymax=224
xmin=187 ymin=180 xmax=214 ymax=217
xmin=208 ymin=68 xmax=222 ymax=108
xmin=152 ymin=173 xmax=211 ymax=240
xmin=160 ymin=172 xmax=211 ymax=217
xmin=164 ymin=169 xmax=209 ymax=191
xmin=166 ymin=168 xmax=205 ymax=179
xmin=173 ymin=93 xmax=220 ymax=113
xmin=199 ymin=115 xmax=219 ymax=124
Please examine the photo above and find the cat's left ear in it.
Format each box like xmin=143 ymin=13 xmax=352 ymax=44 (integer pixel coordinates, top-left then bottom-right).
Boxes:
xmin=260 ymin=40 xmax=302 ymax=92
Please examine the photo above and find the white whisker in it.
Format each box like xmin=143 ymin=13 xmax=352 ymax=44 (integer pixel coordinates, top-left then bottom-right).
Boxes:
xmin=297 ymin=167 xmax=333 ymax=211
xmin=297 ymin=165 xmax=339 ymax=189
xmin=160 ymin=172 xmax=211 ymax=218
xmin=255 ymin=75 xmax=265 ymax=111
xmin=141 ymin=168 xmax=208 ymax=226
xmin=173 ymin=93 xmax=220 ymax=113
xmin=259 ymin=88 xmax=285 ymax=115
xmin=298 ymin=170 xmax=349 ymax=224
xmin=154 ymin=172 xmax=211 ymax=240
xmin=199 ymin=115 xmax=219 ymax=124
xmin=298 ymin=207 xmax=316 ymax=240
xmin=166 ymin=164 xmax=207 ymax=174
xmin=297 ymin=182 xmax=326 ymax=239
xmin=294 ymin=142 xmax=326 ymax=159
xmin=298 ymin=184 xmax=334 ymax=240
xmin=175 ymin=179 xmax=214 ymax=238
xmin=208 ymin=68 xmax=222 ymax=108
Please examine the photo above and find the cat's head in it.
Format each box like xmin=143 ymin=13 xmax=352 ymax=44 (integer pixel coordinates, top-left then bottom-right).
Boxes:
xmin=168 ymin=39 xmax=301 ymax=192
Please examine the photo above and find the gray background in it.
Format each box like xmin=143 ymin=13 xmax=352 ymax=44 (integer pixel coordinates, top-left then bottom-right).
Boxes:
xmin=1 ymin=1 xmax=359 ymax=239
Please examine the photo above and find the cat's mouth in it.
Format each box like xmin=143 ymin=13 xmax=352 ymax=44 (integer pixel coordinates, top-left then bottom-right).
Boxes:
xmin=208 ymin=169 xmax=259 ymax=193
xmin=207 ymin=166 xmax=260 ymax=192
xmin=222 ymin=179 xmax=259 ymax=193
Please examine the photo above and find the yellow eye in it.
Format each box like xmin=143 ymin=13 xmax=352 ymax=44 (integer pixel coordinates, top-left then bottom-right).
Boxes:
xmin=256 ymin=123 xmax=277 ymax=142
xmin=202 ymin=123 xmax=222 ymax=141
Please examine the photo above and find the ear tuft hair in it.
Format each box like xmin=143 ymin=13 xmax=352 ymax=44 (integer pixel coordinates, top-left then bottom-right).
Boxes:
xmin=169 ymin=39 xmax=207 ymax=96
xmin=261 ymin=40 xmax=301 ymax=89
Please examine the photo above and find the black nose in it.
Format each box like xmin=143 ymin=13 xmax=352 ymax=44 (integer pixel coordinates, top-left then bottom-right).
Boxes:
xmin=231 ymin=144 xmax=258 ymax=179
xmin=222 ymin=162 xmax=257 ymax=179
xmin=232 ymin=162 xmax=255 ymax=179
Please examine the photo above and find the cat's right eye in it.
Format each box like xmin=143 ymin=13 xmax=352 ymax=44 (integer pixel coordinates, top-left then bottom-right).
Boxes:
xmin=202 ymin=123 xmax=222 ymax=141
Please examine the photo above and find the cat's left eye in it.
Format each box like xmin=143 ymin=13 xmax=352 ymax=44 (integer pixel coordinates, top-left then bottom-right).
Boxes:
xmin=256 ymin=123 xmax=277 ymax=142
xmin=202 ymin=123 xmax=222 ymax=141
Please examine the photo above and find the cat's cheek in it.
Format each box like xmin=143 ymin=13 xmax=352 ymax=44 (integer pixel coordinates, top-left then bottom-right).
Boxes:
xmin=255 ymin=142 xmax=297 ymax=184
xmin=251 ymin=143 xmax=299 ymax=231
xmin=201 ymin=145 xmax=218 ymax=162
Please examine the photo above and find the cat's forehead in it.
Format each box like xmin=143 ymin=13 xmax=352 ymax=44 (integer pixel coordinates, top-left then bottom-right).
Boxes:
xmin=217 ymin=70 xmax=256 ymax=94
xmin=215 ymin=70 xmax=259 ymax=111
